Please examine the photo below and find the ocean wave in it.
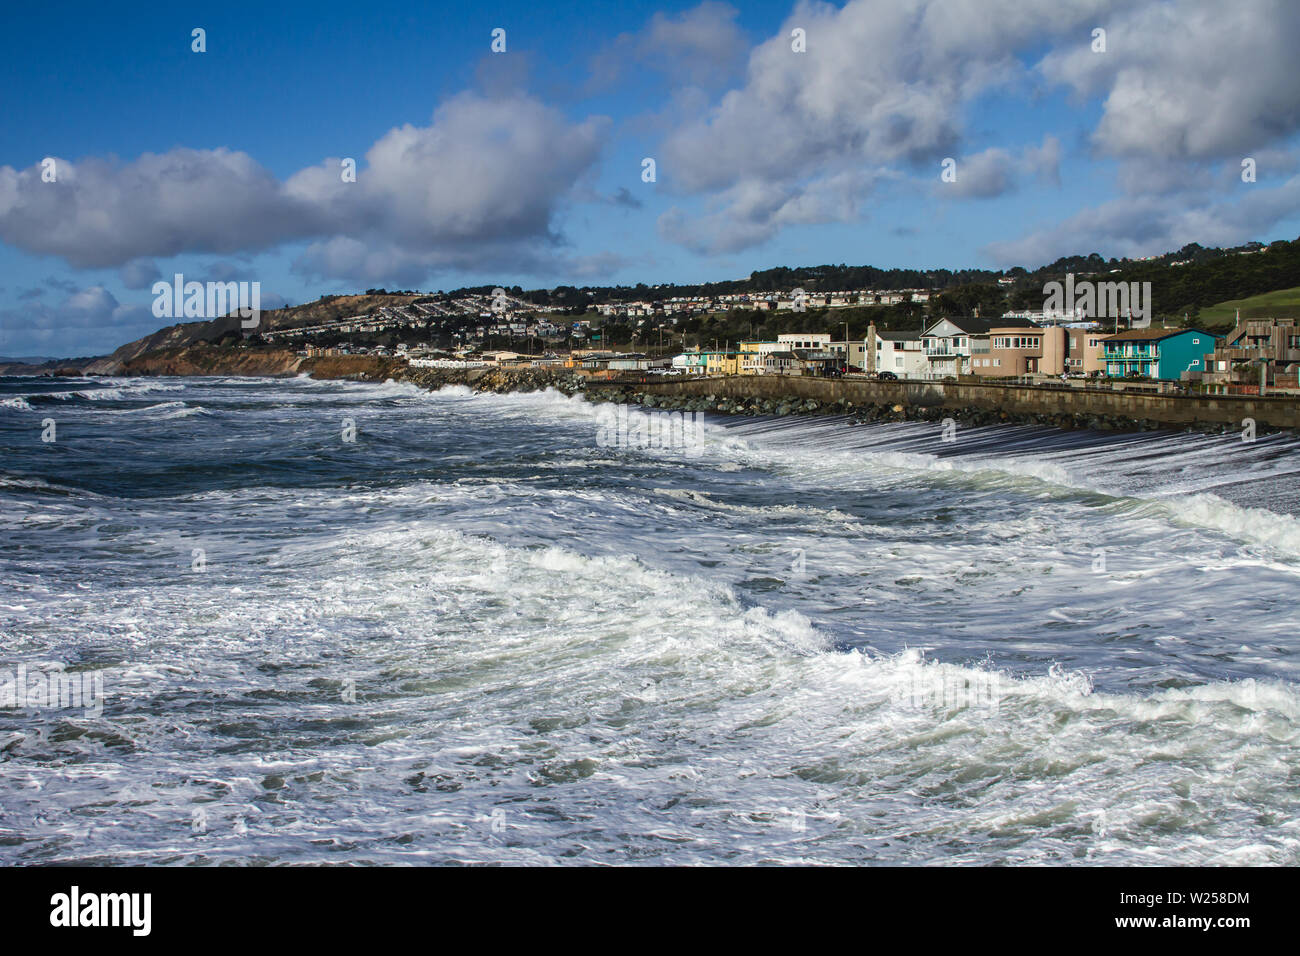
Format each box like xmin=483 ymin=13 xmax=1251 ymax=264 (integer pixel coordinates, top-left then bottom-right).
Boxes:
xmin=10 ymin=380 xmax=188 ymax=404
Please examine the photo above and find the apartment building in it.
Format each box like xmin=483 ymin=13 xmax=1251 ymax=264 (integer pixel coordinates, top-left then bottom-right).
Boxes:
xmin=1199 ymin=317 xmax=1300 ymax=387
xmin=969 ymin=325 xmax=1067 ymax=376
xmin=777 ymin=333 xmax=832 ymax=350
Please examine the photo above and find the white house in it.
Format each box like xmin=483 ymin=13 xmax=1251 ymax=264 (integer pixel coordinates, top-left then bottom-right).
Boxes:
xmin=873 ymin=329 xmax=928 ymax=377
xmin=921 ymin=317 xmax=1037 ymax=378
xmin=739 ymin=340 xmax=785 ymax=374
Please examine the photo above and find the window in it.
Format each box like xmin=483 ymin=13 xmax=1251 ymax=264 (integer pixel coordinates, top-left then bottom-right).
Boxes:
xmin=1192 ymin=338 xmax=1201 ymax=344
xmin=895 ymin=357 xmax=903 ymax=368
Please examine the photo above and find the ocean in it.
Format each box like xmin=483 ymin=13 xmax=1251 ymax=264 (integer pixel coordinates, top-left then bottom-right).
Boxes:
xmin=1 ymin=374 xmax=1297 ymax=864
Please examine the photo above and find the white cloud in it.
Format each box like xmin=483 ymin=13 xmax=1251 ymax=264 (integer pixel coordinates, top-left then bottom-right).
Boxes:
xmin=0 ymin=93 xmax=608 ymax=285
xmin=0 ymin=285 xmax=155 ymax=356
xmin=984 ymin=173 xmax=1300 ymax=266
xmin=938 ymin=137 xmax=1062 ymax=199
xmin=1039 ymin=0 xmax=1300 ymax=160
xmin=654 ymin=0 xmax=1118 ymax=252
xmin=119 ymin=258 xmax=162 ymax=290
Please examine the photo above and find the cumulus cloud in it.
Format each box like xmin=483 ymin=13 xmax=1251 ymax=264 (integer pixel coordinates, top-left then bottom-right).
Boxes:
xmin=654 ymin=0 xmax=1119 ymax=252
xmin=984 ymin=173 xmax=1300 ymax=266
xmin=659 ymin=167 xmax=888 ymax=254
xmin=938 ymin=137 xmax=1062 ymax=199
xmin=119 ymin=258 xmax=162 ymax=289
xmin=1039 ymin=0 xmax=1300 ymax=160
xmin=0 ymin=93 xmax=608 ymax=285
xmin=590 ymin=2 xmax=749 ymax=91
xmin=0 ymin=149 xmax=307 ymax=268
xmin=0 ymin=284 xmax=155 ymax=355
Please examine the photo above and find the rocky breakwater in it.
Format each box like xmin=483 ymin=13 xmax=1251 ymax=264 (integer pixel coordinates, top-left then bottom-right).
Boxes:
xmin=592 ymin=384 xmax=1274 ymax=435
xmin=400 ymin=365 xmax=588 ymax=395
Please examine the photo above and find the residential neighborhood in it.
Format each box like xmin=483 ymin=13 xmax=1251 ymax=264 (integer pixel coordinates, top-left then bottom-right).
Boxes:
xmin=236 ymin=282 xmax=1300 ymax=396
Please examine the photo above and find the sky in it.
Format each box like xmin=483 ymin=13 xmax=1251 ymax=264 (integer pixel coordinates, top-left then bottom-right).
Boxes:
xmin=2 ymin=0 xmax=1300 ymax=358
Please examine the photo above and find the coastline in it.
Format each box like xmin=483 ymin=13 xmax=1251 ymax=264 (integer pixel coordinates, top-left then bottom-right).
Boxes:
xmin=15 ymin=343 xmax=1288 ymax=436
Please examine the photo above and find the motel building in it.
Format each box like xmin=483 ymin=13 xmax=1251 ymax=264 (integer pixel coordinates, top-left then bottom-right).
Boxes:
xmin=1102 ymin=328 xmax=1220 ymax=379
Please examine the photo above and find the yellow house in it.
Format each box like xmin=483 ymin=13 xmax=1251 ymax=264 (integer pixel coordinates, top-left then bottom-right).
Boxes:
xmin=738 ymin=341 xmax=770 ymax=374
xmin=705 ymin=351 xmax=740 ymax=376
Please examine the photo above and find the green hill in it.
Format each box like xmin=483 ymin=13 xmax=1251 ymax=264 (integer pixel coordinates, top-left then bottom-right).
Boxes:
xmin=1198 ymin=286 xmax=1300 ymax=327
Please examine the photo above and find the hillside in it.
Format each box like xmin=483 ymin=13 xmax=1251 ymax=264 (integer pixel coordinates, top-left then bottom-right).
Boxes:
xmin=1198 ymin=286 xmax=1300 ymax=326
xmin=45 ymin=233 xmax=1300 ymax=374
xmin=81 ymin=293 xmax=423 ymax=374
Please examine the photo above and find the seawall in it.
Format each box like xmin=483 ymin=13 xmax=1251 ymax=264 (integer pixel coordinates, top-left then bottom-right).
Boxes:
xmin=621 ymin=376 xmax=1300 ymax=431
xmin=68 ymin=344 xmax=1300 ymax=432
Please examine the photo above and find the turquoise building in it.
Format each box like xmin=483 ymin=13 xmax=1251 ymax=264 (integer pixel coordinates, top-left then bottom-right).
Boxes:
xmin=1103 ymin=328 xmax=1219 ymax=380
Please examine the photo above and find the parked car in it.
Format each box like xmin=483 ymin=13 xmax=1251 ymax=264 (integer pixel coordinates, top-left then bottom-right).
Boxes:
xmin=876 ymin=370 xmax=898 ymax=381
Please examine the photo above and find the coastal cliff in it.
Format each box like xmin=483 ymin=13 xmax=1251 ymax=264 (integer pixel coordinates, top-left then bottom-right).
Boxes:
xmin=87 ymin=344 xmax=406 ymax=381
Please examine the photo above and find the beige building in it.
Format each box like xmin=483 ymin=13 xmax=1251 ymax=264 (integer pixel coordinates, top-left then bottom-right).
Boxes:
xmin=969 ymin=326 xmax=1067 ymax=376
xmin=1066 ymin=328 xmax=1109 ymax=375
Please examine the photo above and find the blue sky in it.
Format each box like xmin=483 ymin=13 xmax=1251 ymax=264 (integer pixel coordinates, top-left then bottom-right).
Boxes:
xmin=3 ymin=0 xmax=1300 ymax=357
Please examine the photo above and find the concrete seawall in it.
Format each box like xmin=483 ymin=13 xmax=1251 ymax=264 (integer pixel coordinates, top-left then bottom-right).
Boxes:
xmin=625 ymin=376 xmax=1300 ymax=429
